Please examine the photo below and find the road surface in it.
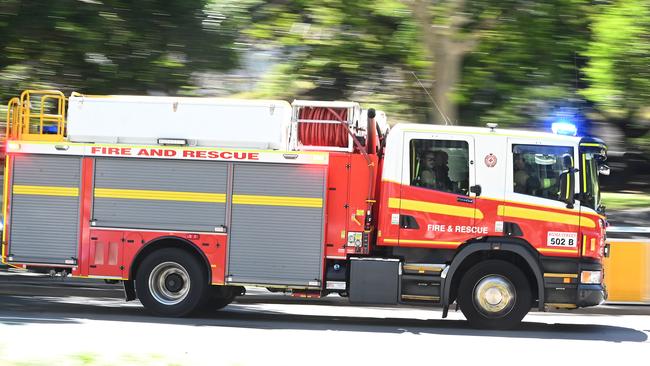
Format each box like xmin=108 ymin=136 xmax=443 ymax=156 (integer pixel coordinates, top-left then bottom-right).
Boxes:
xmin=0 ymin=269 xmax=648 ymax=365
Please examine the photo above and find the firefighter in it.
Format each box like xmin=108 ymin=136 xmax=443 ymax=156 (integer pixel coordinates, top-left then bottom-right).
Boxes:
xmin=417 ymin=150 xmax=453 ymax=192
xmin=416 ymin=151 xmax=437 ymax=189
xmin=514 ymin=153 xmax=540 ymax=195
xmin=432 ymin=150 xmax=453 ymax=192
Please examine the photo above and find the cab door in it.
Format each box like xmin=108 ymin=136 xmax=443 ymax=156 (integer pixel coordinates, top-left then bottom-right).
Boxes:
xmin=397 ymin=132 xmax=477 ymax=247
xmin=507 ymin=140 xmax=582 ymax=256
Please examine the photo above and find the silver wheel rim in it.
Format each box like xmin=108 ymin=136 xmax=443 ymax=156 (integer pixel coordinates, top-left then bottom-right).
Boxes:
xmin=148 ymin=261 xmax=191 ymax=306
xmin=473 ymin=275 xmax=516 ymax=318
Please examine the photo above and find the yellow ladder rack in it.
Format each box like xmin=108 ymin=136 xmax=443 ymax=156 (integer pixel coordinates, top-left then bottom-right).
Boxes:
xmin=5 ymin=90 xmax=66 ymax=141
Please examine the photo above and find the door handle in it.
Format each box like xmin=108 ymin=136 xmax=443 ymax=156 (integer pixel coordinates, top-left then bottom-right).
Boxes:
xmin=457 ymin=196 xmax=474 ymax=204
xmin=399 ymin=215 xmax=420 ymax=229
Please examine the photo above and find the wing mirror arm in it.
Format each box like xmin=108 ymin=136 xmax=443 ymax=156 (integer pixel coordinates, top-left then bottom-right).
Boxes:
xmin=559 ymin=168 xmax=577 ymax=209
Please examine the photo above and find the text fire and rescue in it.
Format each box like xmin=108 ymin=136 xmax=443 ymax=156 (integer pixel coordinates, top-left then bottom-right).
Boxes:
xmin=90 ymin=146 xmax=260 ymax=160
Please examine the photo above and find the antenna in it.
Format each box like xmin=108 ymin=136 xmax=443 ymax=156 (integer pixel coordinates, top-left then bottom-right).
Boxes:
xmin=411 ymin=71 xmax=452 ymax=126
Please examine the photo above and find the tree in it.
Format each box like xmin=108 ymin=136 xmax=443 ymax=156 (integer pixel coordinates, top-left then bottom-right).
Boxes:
xmin=581 ymin=0 xmax=650 ymax=139
xmin=459 ymin=0 xmax=591 ymax=128
xmin=0 ymin=0 xmax=240 ymax=100
xmin=404 ymin=0 xmax=485 ymax=124
xmin=217 ymin=0 xmax=431 ymax=123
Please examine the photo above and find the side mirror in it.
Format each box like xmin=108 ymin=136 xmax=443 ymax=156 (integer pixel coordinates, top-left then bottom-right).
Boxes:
xmin=559 ymin=169 xmax=576 ymax=209
xmin=598 ymin=164 xmax=610 ymax=176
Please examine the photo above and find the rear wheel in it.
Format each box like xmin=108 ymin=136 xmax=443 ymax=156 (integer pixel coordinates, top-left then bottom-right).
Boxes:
xmin=136 ymin=248 xmax=208 ymax=317
xmin=457 ymin=259 xmax=532 ymax=329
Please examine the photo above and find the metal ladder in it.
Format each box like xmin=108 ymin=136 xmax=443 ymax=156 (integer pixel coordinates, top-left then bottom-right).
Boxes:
xmin=5 ymin=90 xmax=67 ymax=142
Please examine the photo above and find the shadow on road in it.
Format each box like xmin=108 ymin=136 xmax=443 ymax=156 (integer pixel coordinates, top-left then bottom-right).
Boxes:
xmin=0 ymin=293 xmax=646 ymax=343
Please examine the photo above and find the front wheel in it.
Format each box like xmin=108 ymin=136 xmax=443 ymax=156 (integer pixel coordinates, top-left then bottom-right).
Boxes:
xmin=136 ymin=248 xmax=208 ymax=317
xmin=457 ymin=259 xmax=532 ymax=329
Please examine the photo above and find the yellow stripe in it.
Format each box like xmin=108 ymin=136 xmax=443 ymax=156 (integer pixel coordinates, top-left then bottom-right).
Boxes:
xmin=565 ymin=172 xmax=570 ymax=200
xmin=383 ymin=238 xmax=461 ymax=247
xmin=582 ymin=154 xmax=587 ymax=192
xmin=582 ymin=235 xmax=587 ymax=256
xmin=544 ymin=273 xmax=578 ymax=278
xmin=13 ymin=185 xmax=79 ymax=197
xmin=232 ymin=194 xmax=322 ymax=208
xmin=538 ymin=248 xmax=578 ymax=254
xmin=2 ymin=158 xmax=9 ymax=259
xmin=590 ymin=238 xmax=596 ymax=252
xmin=95 ymin=188 xmax=225 ymax=203
xmin=497 ymin=205 xmax=595 ymax=228
xmin=389 ymin=197 xmax=483 ymax=220
xmin=580 ymin=143 xmax=606 ymax=149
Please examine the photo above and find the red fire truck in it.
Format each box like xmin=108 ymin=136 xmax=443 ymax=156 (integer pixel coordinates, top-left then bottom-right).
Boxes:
xmin=2 ymin=90 xmax=608 ymax=329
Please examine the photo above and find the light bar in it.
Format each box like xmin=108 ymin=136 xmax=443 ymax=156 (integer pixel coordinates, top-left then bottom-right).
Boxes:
xmin=551 ymin=122 xmax=577 ymax=136
xmin=157 ymin=138 xmax=188 ymax=146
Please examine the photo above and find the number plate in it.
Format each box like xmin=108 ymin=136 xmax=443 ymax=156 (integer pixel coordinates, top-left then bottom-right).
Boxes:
xmin=547 ymin=231 xmax=578 ymax=247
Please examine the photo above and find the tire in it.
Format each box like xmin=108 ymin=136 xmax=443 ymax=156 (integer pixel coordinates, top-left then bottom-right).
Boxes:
xmin=136 ymin=248 xmax=208 ymax=317
xmin=203 ymin=286 xmax=237 ymax=311
xmin=457 ymin=259 xmax=532 ymax=330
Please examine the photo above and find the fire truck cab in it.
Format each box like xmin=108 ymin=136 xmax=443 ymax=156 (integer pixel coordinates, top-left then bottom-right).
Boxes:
xmin=2 ymin=90 xmax=608 ymax=329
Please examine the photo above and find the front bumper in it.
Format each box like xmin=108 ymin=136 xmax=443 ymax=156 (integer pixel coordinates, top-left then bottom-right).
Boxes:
xmin=576 ymin=284 xmax=606 ymax=307
xmin=542 ymin=257 xmax=606 ymax=308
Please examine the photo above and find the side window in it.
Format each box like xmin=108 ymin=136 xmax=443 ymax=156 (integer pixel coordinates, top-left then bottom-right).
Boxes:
xmin=512 ymin=144 xmax=573 ymax=201
xmin=410 ymin=139 xmax=469 ymax=195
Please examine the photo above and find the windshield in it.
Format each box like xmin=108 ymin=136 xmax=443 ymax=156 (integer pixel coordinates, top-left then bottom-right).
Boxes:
xmin=581 ymin=153 xmax=601 ymax=211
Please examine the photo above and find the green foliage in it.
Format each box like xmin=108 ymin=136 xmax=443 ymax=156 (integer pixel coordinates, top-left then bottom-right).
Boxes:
xmin=0 ymin=0 xmax=648 ymax=132
xmin=458 ymin=0 xmax=591 ymax=126
xmin=0 ymin=0 xmax=240 ymax=99
xmin=218 ymin=0 xmax=430 ymax=122
xmin=581 ymin=0 xmax=650 ymax=120
xmin=601 ymin=192 xmax=650 ymax=210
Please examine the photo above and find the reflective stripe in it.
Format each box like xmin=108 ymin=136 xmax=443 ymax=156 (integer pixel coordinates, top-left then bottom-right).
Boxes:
xmin=94 ymin=188 xmax=225 ymax=203
xmin=497 ymin=205 xmax=595 ymax=228
xmin=582 ymin=154 xmax=587 ymax=192
xmin=538 ymin=248 xmax=578 ymax=254
xmin=580 ymin=143 xmax=606 ymax=148
xmin=565 ymin=174 xmax=570 ymax=200
xmin=13 ymin=185 xmax=79 ymax=197
xmin=232 ymin=194 xmax=322 ymax=208
xmin=544 ymin=273 xmax=578 ymax=278
xmin=388 ymin=197 xmax=483 ymax=219
xmin=2 ymin=158 xmax=10 ymax=258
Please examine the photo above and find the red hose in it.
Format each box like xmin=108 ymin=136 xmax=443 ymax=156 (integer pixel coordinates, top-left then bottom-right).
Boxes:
xmin=298 ymin=107 xmax=349 ymax=147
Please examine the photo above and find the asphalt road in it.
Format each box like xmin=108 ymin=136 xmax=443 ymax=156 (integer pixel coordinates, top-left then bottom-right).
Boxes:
xmin=0 ymin=269 xmax=649 ymax=366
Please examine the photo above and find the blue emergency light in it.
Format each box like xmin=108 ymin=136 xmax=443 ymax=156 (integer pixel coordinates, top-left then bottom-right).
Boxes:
xmin=548 ymin=106 xmax=581 ymax=136
xmin=551 ymin=121 xmax=577 ymax=136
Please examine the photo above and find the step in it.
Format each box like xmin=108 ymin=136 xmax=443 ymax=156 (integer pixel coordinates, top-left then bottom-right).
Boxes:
xmin=402 ymin=263 xmax=446 ymax=275
xmin=400 ymin=294 xmax=441 ymax=302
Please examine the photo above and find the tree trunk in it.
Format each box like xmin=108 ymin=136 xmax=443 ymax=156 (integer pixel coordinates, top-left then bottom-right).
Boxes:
xmin=432 ymin=36 xmax=462 ymax=124
xmin=407 ymin=0 xmax=475 ymax=125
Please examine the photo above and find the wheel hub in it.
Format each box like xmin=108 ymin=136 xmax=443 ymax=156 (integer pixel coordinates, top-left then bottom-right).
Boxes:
xmin=165 ymin=273 xmax=184 ymax=292
xmin=148 ymin=261 xmax=191 ymax=306
xmin=473 ymin=275 xmax=516 ymax=318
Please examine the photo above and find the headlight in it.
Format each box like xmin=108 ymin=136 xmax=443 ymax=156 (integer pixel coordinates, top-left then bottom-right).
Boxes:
xmin=581 ymin=270 xmax=602 ymax=284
